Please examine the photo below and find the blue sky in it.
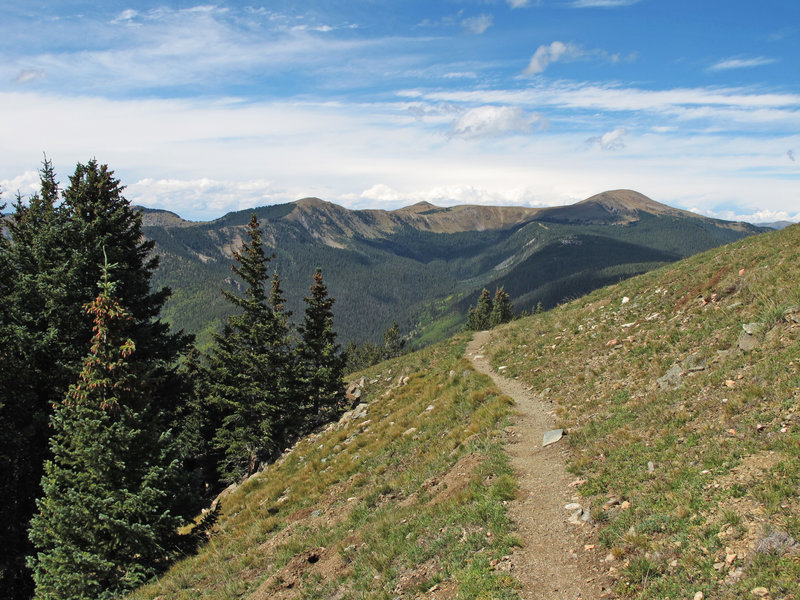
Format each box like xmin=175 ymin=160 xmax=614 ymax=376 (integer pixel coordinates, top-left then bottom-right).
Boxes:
xmin=1 ymin=1 xmax=798 ymax=221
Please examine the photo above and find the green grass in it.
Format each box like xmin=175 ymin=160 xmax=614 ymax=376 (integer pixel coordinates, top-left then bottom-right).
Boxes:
xmin=129 ymin=335 xmax=520 ymax=599
xmin=481 ymin=224 xmax=800 ymax=599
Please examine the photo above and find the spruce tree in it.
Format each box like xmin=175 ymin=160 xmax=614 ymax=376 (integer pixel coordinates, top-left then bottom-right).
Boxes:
xmin=28 ymin=260 xmax=184 ymax=600
xmin=2 ymin=159 xmax=193 ymax=598
xmin=490 ymin=287 xmax=514 ymax=327
xmin=297 ymin=269 xmax=344 ymax=425
xmin=1 ymin=163 xmax=65 ymax=600
xmin=467 ymin=288 xmax=493 ymax=330
xmin=382 ymin=322 xmax=406 ymax=359
xmin=206 ymin=215 xmax=293 ymax=482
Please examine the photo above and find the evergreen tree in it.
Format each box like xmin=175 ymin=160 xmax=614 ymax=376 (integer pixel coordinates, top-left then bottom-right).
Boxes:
xmin=489 ymin=287 xmax=514 ymax=327
xmin=382 ymin=322 xmax=406 ymax=359
xmin=205 ymin=215 xmax=293 ymax=482
xmin=1 ymin=159 xmax=193 ymax=599
xmin=467 ymin=288 xmax=493 ymax=330
xmin=28 ymin=260 xmax=184 ymax=600
xmin=297 ymin=269 xmax=344 ymax=424
xmin=1 ymin=163 xmax=65 ymax=600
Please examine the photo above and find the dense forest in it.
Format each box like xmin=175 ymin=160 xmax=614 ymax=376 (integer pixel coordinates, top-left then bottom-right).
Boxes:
xmin=0 ymin=160 xmax=348 ymax=600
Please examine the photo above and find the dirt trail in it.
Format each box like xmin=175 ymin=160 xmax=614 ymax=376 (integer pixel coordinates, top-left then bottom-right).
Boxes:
xmin=467 ymin=330 xmax=612 ymax=599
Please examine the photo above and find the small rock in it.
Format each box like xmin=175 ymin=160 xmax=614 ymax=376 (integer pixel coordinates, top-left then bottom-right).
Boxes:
xmin=346 ymin=382 xmax=362 ymax=401
xmin=742 ymin=322 xmax=763 ymax=335
xmin=647 ymin=461 xmax=655 ymax=473
xmin=657 ymin=364 xmax=683 ymax=391
xmin=619 ymin=500 xmax=630 ymax=510
xmin=621 ymin=296 xmax=630 ymax=304
xmin=738 ymin=331 xmax=759 ymax=352
xmin=694 ymin=592 xmax=704 ymax=600
xmin=424 ymin=404 xmax=434 ymax=412
xmin=784 ymin=306 xmax=800 ymax=323
xmin=564 ymin=502 xmax=582 ymax=511
xmin=750 ymin=587 xmax=770 ymax=597
xmin=682 ymin=354 xmax=707 ymax=372
xmin=568 ymin=509 xmax=584 ymax=525
xmin=402 ymin=427 xmax=417 ymax=437
xmin=725 ymin=567 xmax=744 ymax=584
xmin=542 ymin=429 xmax=564 ymax=446
xmin=449 ymin=370 xmax=456 ymax=378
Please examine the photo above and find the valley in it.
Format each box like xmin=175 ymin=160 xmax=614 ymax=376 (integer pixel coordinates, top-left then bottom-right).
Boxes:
xmin=141 ymin=190 xmax=764 ymax=348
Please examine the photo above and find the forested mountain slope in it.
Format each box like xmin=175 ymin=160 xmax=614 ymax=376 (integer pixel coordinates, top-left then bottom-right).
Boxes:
xmin=141 ymin=190 xmax=764 ymax=347
xmin=130 ymin=222 xmax=799 ymax=600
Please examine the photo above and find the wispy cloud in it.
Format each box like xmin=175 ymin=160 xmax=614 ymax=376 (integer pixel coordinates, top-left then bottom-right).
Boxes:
xmin=789 ymin=149 xmax=797 ymax=162
xmin=586 ymin=127 xmax=629 ymax=150
xmin=507 ymin=0 xmax=533 ymax=8
xmin=449 ymin=105 xmax=542 ymax=139
xmin=709 ymin=56 xmax=777 ymax=71
xmin=571 ymin=0 xmax=641 ymax=7
xmin=523 ymin=41 xmax=581 ymax=75
xmin=13 ymin=69 xmax=45 ymax=84
xmin=462 ymin=14 xmax=493 ymax=35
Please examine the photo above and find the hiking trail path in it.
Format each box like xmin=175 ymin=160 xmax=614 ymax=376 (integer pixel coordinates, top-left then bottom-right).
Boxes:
xmin=466 ymin=330 xmax=613 ymax=599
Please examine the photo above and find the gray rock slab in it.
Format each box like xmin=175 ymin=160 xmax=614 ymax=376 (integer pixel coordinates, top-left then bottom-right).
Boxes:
xmin=542 ymin=429 xmax=564 ymax=447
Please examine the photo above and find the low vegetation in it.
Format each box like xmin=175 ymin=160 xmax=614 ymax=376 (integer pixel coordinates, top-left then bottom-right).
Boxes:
xmin=130 ymin=337 xmax=521 ymax=599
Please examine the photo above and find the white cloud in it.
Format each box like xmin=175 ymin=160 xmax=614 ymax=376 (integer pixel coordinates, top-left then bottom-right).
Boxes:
xmin=129 ymin=177 xmax=277 ymax=216
xmin=462 ymin=14 xmax=494 ymax=35
xmin=1 ymin=170 xmax=40 ymax=199
xmin=709 ymin=56 xmax=777 ymax=71
xmin=1 ymin=89 xmax=798 ymax=222
xmin=523 ymin=41 xmax=580 ymax=75
xmin=586 ymin=127 xmax=629 ymax=150
xmin=449 ymin=106 xmax=540 ymax=139
xmin=111 ymin=9 xmax=139 ymax=24
xmin=507 ymin=0 xmax=532 ymax=7
xmin=13 ymin=69 xmax=45 ymax=84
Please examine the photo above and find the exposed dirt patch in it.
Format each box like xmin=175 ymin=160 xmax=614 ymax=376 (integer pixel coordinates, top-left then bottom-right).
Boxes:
xmin=247 ymin=546 xmax=350 ymax=600
xmin=393 ymin=558 xmax=443 ymax=595
xmin=467 ymin=330 xmax=614 ymax=599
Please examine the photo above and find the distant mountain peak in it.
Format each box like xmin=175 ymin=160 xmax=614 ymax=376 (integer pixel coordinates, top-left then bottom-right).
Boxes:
xmin=293 ymin=197 xmax=334 ymax=209
xmin=395 ymin=201 xmax=440 ymax=213
xmin=540 ymin=189 xmax=686 ymax=225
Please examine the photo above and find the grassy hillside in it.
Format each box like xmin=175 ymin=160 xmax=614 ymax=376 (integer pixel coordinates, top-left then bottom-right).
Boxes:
xmin=484 ymin=223 xmax=800 ymax=598
xmin=132 ymin=223 xmax=798 ymax=599
xmin=130 ymin=337 xmax=521 ymax=599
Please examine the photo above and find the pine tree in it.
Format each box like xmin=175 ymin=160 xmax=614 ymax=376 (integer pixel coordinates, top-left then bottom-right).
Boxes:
xmin=297 ymin=269 xmax=344 ymax=425
xmin=490 ymin=287 xmax=514 ymax=327
xmin=1 ymin=162 xmax=65 ymax=600
xmin=1 ymin=159 xmax=193 ymax=598
xmin=467 ymin=288 xmax=493 ymax=330
xmin=205 ymin=215 xmax=293 ymax=482
xmin=382 ymin=322 xmax=406 ymax=359
xmin=28 ymin=260 xmax=184 ymax=600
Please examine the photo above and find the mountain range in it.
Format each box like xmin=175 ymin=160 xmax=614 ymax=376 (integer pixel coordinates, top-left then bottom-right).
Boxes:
xmin=140 ymin=190 xmax=765 ymax=347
